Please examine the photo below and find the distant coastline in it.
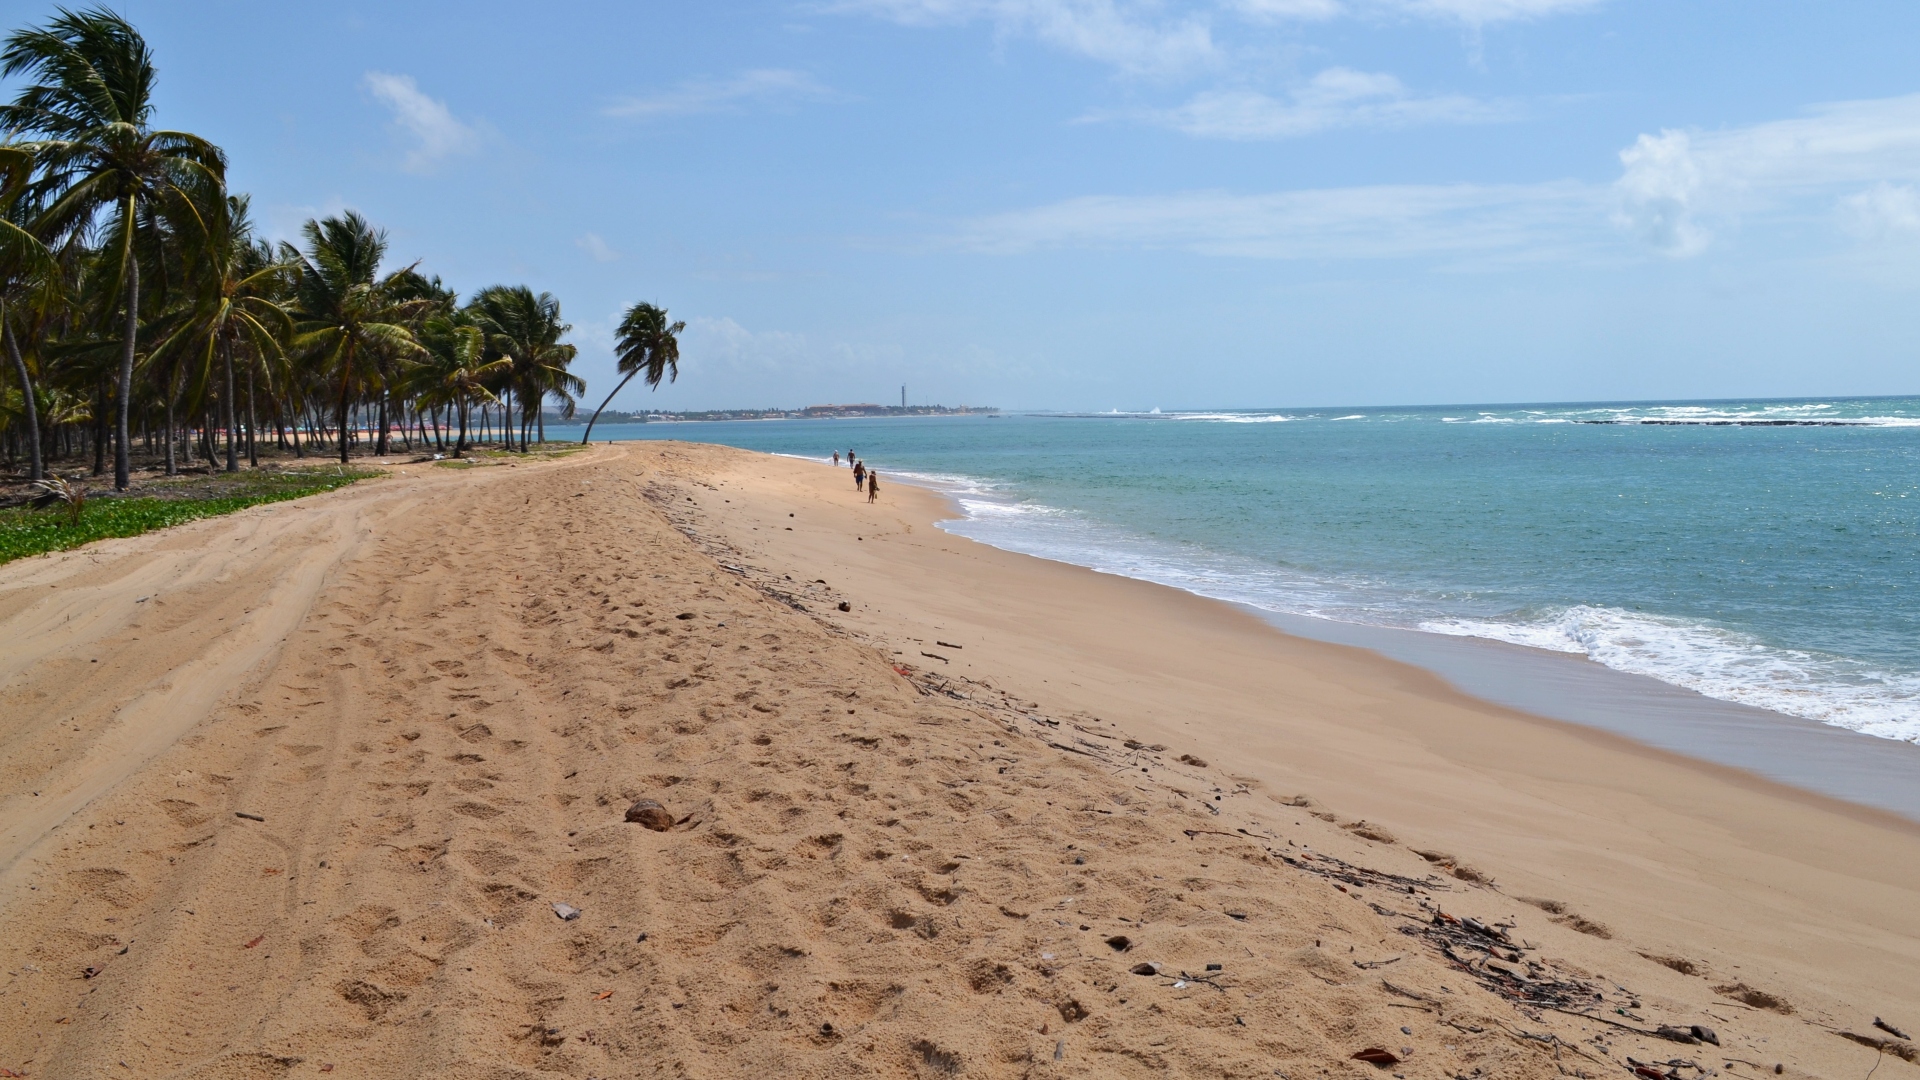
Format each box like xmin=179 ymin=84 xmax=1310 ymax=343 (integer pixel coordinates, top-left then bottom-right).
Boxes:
xmin=549 ymin=404 xmax=997 ymax=425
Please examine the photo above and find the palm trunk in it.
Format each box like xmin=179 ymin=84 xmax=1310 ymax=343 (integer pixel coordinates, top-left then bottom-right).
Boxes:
xmin=246 ymin=358 xmax=258 ymax=467
xmin=115 ymin=217 xmax=139 ymax=491
xmin=454 ymin=392 xmax=469 ymax=456
xmin=581 ymin=369 xmax=641 ymax=444
xmin=93 ymin=377 xmax=107 ymax=476
xmin=163 ymin=364 xmax=178 ymax=476
xmin=222 ymin=337 xmax=238 ymax=472
xmin=376 ymin=383 xmax=390 ymax=456
xmin=2 ymin=312 xmax=42 ymax=482
xmin=337 ymin=343 xmax=354 ymax=466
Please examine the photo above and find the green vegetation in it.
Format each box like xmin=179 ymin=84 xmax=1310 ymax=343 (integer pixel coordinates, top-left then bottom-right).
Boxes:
xmin=0 ymin=7 xmax=685 ymax=490
xmin=0 ymin=467 xmax=375 ymax=563
xmin=433 ymin=444 xmax=584 ymax=469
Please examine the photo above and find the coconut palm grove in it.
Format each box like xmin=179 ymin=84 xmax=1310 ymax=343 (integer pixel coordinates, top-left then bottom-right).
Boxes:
xmin=0 ymin=7 xmax=680 ymax=494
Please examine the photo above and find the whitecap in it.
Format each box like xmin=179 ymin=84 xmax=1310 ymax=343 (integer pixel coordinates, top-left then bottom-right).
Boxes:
xmin=1423 ymin=607 xmax=1920 ymax=742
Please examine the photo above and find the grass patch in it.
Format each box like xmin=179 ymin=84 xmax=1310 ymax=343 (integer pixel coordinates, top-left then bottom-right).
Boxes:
xmin=0 ymin=468 xmax=378 ymax=565
xmin=433 ymin=443 xmax=585 ymax=469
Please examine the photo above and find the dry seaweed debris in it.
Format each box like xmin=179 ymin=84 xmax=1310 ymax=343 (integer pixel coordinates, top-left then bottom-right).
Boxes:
xmin=1400 ymin=909 xmax=1603 ymax=1011
xmin=1274 ymin=848 xmax=1448 ymax=895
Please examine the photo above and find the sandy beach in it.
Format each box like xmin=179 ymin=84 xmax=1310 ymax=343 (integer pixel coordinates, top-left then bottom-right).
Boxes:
xmin=2 ymin=440 xmax=1916 ymax=1080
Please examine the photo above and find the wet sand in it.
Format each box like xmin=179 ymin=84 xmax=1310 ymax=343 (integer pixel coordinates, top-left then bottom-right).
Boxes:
xmin=1254 ymin=611 xmax=1920 ymax=823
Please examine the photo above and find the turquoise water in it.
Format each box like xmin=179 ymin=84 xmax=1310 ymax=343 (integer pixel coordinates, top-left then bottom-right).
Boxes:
xmin=593 ymin=397 xmax=1920 ymax=742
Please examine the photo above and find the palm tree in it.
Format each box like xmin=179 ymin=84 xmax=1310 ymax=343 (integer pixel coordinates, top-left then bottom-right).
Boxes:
xmin=466 ymin=285 xmax=579 ymax=452
xmin=0 ymin=144 xmax=55 ymax=480
xmin=1 ymin=6 xmax=226 ymax=490
xmin=289 ymin=211 xmax=426 ymax=464
xmin=409 ymin=314 xmax=507 ymax=457
xmin=581 ymin=302 xmax=682 ymax=444
xmin=150 ymin=194 xmax=290 ymax=472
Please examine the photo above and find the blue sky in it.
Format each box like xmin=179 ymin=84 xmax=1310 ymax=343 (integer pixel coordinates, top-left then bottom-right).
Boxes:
xmin=10 ymin=0 xmax=1920 ymax=410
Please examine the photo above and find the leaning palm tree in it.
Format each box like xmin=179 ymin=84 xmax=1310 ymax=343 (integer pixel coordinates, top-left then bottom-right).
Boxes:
xmin=149 ymin=194 xmax=290 ymax=472
xmin=466 ymin=284 xmax=578 ymax=451
xmin=1 ymin=7 xmax=226 ymax=489
xmin=580 ymin=301 xmax=683 ymax=444
xmin=289 ymin=211 xmax=427 ymax=464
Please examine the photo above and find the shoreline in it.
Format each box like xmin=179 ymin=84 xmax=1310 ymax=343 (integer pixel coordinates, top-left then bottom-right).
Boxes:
xmin=844 ymin=452 xmax=1920 ymax=834
xmin=600 ymin=405 xmax=1920 ymax=747
xmin=665 ymin=441 xmax=1920 ymax=1026
xmin=1249 ymin=609 xmax=1920 ymax=823
xmin=855 ymin=459 xmax=1920 ymax=820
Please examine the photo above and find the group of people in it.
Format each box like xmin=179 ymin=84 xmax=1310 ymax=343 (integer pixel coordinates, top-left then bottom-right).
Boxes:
xmin=832 ymin=450 xmax=880 ymax=502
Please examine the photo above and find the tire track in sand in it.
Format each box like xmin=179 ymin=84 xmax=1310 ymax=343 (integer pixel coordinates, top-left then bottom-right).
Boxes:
xmin=0 ymin=473 xmax=443 ymax=896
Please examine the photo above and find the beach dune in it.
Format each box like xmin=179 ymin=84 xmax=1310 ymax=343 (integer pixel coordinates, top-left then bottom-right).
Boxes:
xmin=0 ymin=441 xmax=1914 ymax=1079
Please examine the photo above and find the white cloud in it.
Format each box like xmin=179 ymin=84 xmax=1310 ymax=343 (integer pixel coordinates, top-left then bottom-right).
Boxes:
xmin=1131 ymin=67 xmax=1514 ymax=139
xmin=575 ymin=233 xmax=620 ymax=263
xmin=363 ymin=72 xmax=477 ymax=173
xmin=1383 ymin=0 xmax=1603 ymax=25
xmin=958 ymin=182 xmax=1603 ymax=259
xmin=835 ymin=0 xmax=1602 ymax=64
xmin=1232 ymin=0 xmax=1602 ymax=22
xmin=1839 ymin=183 xmax=1920 ymax=240
xmin=826 ymin=0 xmax=1217 ymax=76
xmin=675 ymin=316 xmax=911 ymax=386
xmin=950 ymin=91 xmax=1920 ymax=264
xmin=606 ymin=69 xmax=835 ymax=118
xmin=1614 ymin=93 xmax=1920 ymax=256
xmin=1614 ymin=130 xmax=1707 ymax=256
xmin=1230 ymin=0 xmax=1343 ymax=19
xmin=683 ymin=316 xmax=821 ymax=374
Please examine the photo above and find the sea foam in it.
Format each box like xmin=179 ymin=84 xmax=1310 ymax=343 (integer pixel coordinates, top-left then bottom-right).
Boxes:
xmin=916 ymin=473 xmax=1920 ymax=745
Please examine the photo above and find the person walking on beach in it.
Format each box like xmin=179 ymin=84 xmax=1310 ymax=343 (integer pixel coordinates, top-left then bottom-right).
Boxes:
xmin=867 ymin=471 xmax=879 ymax=503
xmin=833 ymin=451 xmax=841 ymax=466
xmin=853 ymin=460 xmax=866 ymax=490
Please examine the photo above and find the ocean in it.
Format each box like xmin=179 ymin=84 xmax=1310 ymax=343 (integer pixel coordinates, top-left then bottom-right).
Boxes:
xmin=591 ymin=397 xmax=1920 ymax=748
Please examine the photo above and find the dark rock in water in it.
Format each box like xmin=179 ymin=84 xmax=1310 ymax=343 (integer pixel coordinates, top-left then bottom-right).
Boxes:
xmin=625 ymin=799 xmax=674 ymax=831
